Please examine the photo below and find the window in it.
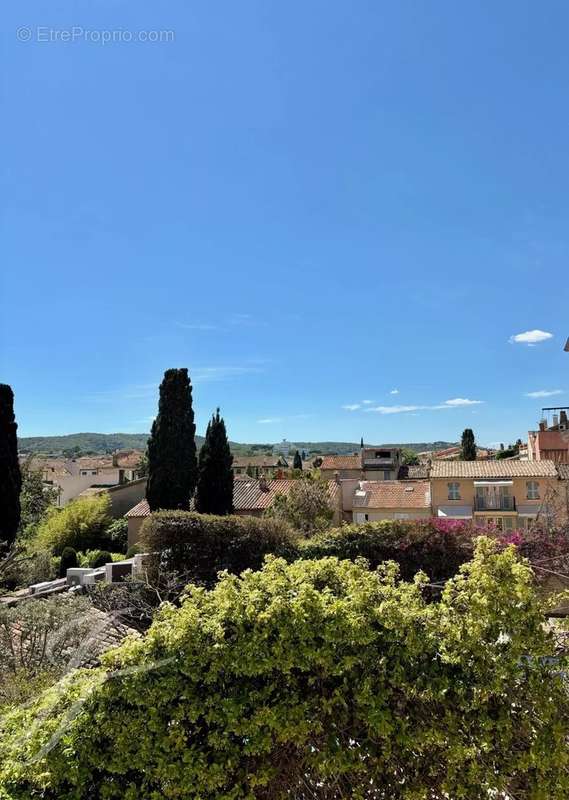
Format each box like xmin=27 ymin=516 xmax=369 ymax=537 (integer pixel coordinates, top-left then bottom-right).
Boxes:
xmin=526 ymin=481 xmax=540 ymax=500
xmin=383 ymin=470 xmax=391 ymax=480
xmin=448 ymin=482 xmax=460 ymax=500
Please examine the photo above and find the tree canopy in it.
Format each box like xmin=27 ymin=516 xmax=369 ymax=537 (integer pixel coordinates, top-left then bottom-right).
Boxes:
xmin=0 ymin=385 xmax=22 ymax=549
xmin=460 ymin=428 xmax=476 ymax=460
xmin=195 ymin=408 xmax=233 ymax=515
xmin=146 ymin=368 xmax=197 ymax=511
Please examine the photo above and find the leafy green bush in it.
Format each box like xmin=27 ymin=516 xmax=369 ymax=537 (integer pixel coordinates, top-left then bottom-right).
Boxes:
xmin=298 ymin=518 xmax=477 ymax=583
xmin=0 ymin=540 xmax=567 ymax=799
xmin=33 ymin=495 xmax=112 ymax=555
xmin=88 ymin=550 xmax=113 ymax=569
xmin=125 ymin=544 xmax=140 ymax=559
xmin=58 ymin=547 xmax=78 ymax=578
xmin=105 ymin=517 xmax=129 ymax=552
xmin=140 ymin=510 xmax=297 ymax=586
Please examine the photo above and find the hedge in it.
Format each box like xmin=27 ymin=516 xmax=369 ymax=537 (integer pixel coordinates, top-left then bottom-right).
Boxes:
xmin=0 ymin=540 xmax=567 ymax=799
xmin=298 ymin=518 xmax=478 ymax=583
xmin=140 ymin=511 xmax=298 ymax=586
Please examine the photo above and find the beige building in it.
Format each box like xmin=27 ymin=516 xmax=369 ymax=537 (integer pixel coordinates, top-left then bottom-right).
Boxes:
xmin=350 ymin=480 xmax=431 ymax=523
xmin=430 ymin=460 xmax=559 ymax=531
xmin=320 ymin=447 xmax=402 ymax=481
xmin=232 ymin=455 xmax=289 ymax=478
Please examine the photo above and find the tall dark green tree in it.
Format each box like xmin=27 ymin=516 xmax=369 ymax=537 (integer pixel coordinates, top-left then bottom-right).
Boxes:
xmin=195 ymin=408 xmax=234 ymax=515
xmin=293 ymin=450 xmax=303 ymax=470
xmin=0 ymin=385 xmax=22 ymax=548
xmin=146 ymin=369 xmax=197 ymax=511
xmin=460 ymin=428 xmax=477 ymax=461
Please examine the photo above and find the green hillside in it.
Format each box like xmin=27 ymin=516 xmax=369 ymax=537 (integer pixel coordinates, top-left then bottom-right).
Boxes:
xmin=18 ymin=433 xmax=456 ymax=457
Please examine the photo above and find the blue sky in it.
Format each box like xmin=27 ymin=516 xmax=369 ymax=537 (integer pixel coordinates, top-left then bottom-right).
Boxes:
xmin=2 ymin=1 xmax=568 ymax=445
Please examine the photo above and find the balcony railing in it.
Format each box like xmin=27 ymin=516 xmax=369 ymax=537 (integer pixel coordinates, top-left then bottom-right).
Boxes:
xmin=474 ymin=495 xmax=516 ymax=512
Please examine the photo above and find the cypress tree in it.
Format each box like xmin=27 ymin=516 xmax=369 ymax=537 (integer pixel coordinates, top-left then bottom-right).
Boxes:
xmin=0 ymin=385 xmax=22 ymax=548
xmin=293 ymin=450 xmax=303 ymax=470
xmin=460 ymin=428 xmax=477 ymax=461
xmin=146 ymin=369 xmax=197 ymax=511
xmin=195 ymin=408 xmax=234 ymax=515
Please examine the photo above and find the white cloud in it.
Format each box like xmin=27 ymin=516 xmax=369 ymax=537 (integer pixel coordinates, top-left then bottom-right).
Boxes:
xmin=525 ymin=389 xmax=564 ymax=398
xmin=366 ymin=398 xmax=484 ymax=414
xmin=443 ymin=398 xmax=483 ymax=407
xmin=366 ymin=405 xmax=424 ymax=415
xmin=257 ymin=417 xmax=283 ymax=424
xmin=342 ymin=404 xmax=361 ymax=411
xmin=176 ymin=322 xmax=219 ymax=331
xmin=389 ymin=388 xmax=399 ymax=395
xmin=362 ymin=400 xmax=375 ymax=405
xmin=509 ymin=329 xmax=553 ymax=346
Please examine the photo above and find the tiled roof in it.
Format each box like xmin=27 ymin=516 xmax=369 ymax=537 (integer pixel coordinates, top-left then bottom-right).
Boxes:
xmin=320 ymin=454 xmax=361 ymax=471
xmin=125 ymin=479 xmax=340 ymax=517
xmin=76 ymin=608 xmax=141 ymax=668
xmin=353 ymin=480 xmax=431 ymax=510
xmin=114 ymin=451 xmax=144 ymax=469
xmin=234 ymin=479 xmax=297 ymax=510
xmin=557 ymin=464 xmax=569 ymax=480
xmin=125 ymin=499 xmax=152 ymax=518
xmin=233 ymin=455 xmax=287 ymax=468
xmin=397 ymin=464 xmax=430 ymax=480
xmin=430 ymin=460 xmax=558 ymax=478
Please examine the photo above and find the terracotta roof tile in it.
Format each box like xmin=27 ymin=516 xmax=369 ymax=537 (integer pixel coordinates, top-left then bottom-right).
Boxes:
xmin=320 ymin=454 xmax=361 ymax=471
xmin=430 ymin=460 xmax=558 ymax=478
xmin=232 ymin=455 xmax=288 ymax=469
xmin=353 ymin=481 xmax=431 ymax=510
xmin=556 ymin=464 xmax=569 ymax=480
xmin=125 ymin=499 xmax=152 ymax=518
xmin=125 ymin=479 xmax=340 ymax=517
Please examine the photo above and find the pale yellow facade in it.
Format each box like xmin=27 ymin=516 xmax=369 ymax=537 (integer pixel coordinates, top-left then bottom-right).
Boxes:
xmin=431 ymin=474 xmax=558 ymax=530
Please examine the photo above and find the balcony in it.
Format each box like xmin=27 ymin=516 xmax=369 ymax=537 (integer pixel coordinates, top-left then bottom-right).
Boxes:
xmin=363 ymin=458 xmax=394 ymax=469
xmin=474 ymin=495 xmax=516 ymax=512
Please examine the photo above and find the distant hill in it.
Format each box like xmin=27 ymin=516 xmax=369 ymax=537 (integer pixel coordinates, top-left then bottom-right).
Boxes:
xmin=18 ymin=433 xmax=457 ymax=457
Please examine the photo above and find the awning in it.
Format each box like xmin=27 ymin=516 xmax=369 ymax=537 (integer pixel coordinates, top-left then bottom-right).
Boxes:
xmin=473 ymin=481 xmax=513 ymax=487
xmin=437 ymin=506 xmax=473 ymax=519
xmin=517 ymin=504 xmax=549 ymax=517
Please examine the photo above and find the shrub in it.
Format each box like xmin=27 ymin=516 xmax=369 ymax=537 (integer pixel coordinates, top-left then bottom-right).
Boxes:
xmin=33 ymin=495 xmax=112 ymax=555
xmin=0 ymin=540 xmax=567 ymax=799
xmin=58 ymin=547 xmax=78 ymax=578
xmin=140 ymin=511 xmax=297 ymax=586
xmin=89 ymin=550 xmax=113 ymax=569
xmin=105 ymin=518 xmax=128 ymax=552
xmin=299 ymin=518 xmax=477 ymax=583
xmin=125 ymin=544 xmax=140 ymax=559
xmin=265 ymin=477 xmax=334 ymax=533
xmin=0 ymin=551 xmax=57 ymax=591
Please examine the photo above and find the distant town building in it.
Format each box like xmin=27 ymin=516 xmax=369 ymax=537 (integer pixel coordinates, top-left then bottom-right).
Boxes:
xmin=319 ymin=446 xmax=403 ymax=481
xmin=528 ymin=409 xmax=569 ymax=464
xmin=273 ymin=439 xmax=293 ymax=457
xmin=232 ymin=455 xmax=289 ymax=479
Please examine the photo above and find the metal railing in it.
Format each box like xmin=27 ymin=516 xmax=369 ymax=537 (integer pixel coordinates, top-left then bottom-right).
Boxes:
xmin=474 ymin=495 xmax=516 ymax=512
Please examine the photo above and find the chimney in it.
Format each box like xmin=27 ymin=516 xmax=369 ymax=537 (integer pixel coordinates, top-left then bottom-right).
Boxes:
xmin=560 ymin=410 xmax=568 ymax=427
xmin=553 ymin=414 xmax=559 ymax=429
xmin=259 ymin=474 xmax=268 ymax=492
xmin=334 ymin=470 xmax=340 ymax=485
xmin=539 ymin=419 xmax=547 ymax=432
